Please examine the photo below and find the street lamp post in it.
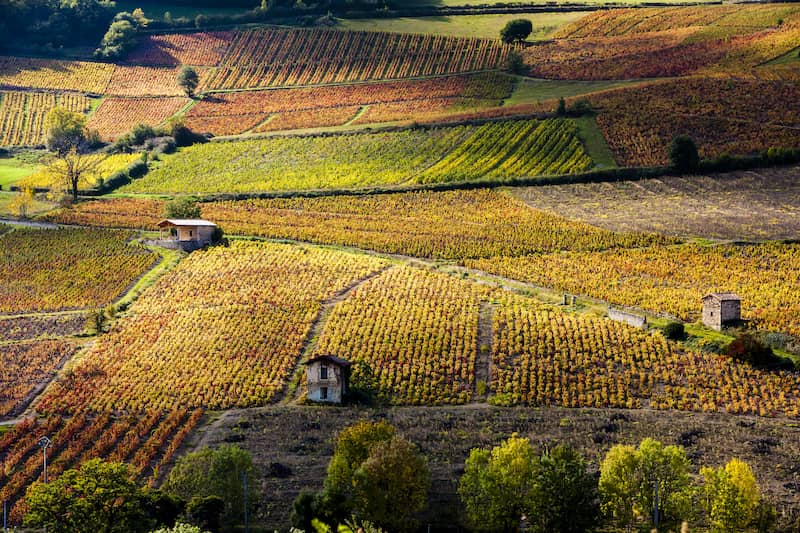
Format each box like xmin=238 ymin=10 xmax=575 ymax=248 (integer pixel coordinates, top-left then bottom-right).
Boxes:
xmin=38 ymin=436 xmax=52 ymax=484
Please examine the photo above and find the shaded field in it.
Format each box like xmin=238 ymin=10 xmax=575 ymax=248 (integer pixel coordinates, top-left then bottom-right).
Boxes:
xmin=199 ymin=405 xmax=800 ymax=530
xmin=511 ymin=166 xmax=800 ymax=240
xmin=587 ymin=77 xmax=800 ymax=165
xmin=523 ymin=5 xmax=800 ymax=80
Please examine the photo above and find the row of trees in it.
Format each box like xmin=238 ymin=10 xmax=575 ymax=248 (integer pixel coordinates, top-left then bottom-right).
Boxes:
xmin=18 ymin=423 xmax=776 ymax=533
xmin=291 ymin=422 xmax=773 ymax=533
xmin=461 ymin=436 xmax=772 ymax=533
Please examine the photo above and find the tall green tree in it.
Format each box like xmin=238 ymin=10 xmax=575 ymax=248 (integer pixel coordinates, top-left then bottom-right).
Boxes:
xmin=178 ymin=66 xmax=200 ymax=98
xmin=533 ymin=444 xmax=599 ymax=533
xmin=701 ymin=459 xmax=763 ymax=533
xmin=24 ymin=459 xmax=149 ymax=533
xmin=458 ymin=435 xmax=540 ymax=531
xmin=668 ymin=135 xmax=700 ymax=173
xmin=599 ymin=438 xmax=693 ymax=532
xmin=164 ymin=445 xmax=257 ymax=529
xmin=351 ymin=435 xmax=430 ymax=531
xmin=46 ymin=107 xmax=88 ymax=156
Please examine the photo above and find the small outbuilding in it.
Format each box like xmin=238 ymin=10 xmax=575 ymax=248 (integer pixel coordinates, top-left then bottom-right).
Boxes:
xmin=155 ymin=219 xmax=217 ymax=251
xmin=702 ymin=292 xmax=741 ymax=331
xmin=304 ymin=355 xmax=350 ymax=404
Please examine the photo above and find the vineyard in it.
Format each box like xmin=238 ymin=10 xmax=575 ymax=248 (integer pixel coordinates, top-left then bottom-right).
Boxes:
xmin=37 ymin=241 xmax=388 ymax=413
xmin=0 ymin=410 xmax=203 ymax=523
xmin=419 ymin=119 xmax=592 ymax=182
xmin=121 ymin=118 xmax=592 ymax=194
xmin=490 ymin=294 xmax=800 ymax=417
xmin=201 ymin=28 xmax=510 ymax=90
xmin=18 ymin=153 xmax=142 ymax=189
xmin=0 ymin=228 xmax=156 ymax=313
xmin=184 ymin=72 xmax=512 ymax=136
xmin=105 ymin=66 xmax=193 ymax=97
xmin=0 ymin=340 xmax=77 ymax=418
xmin=0 ymin=314 xmax=87 ymax=342
xmin=525 ymin=5 xmax=800 ymax=80
xmin=512 ymin=166 xmax=800 ymax=241
xmin=43 ymin=191 xmax=673 ymax=259
xmin=87 ymin=97 xmax=189 ymax=140
xmin=0 ymin=56 xmax=113 ymax=94
xmin=0 ymin=91 xmax=90 ymax=147
xmin=583 ymin=77 xmax=800 ymax=165
xmin=467 ymin=242 xmax=800 ymax=337
xmin=315 ymin=266 xmax=493 ymax=404
xmin=125 ymin=31 xmax=235 ymax=66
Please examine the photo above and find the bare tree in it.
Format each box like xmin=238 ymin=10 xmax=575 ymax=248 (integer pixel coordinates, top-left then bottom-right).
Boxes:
xmin=46 ymin=148 xmax=101 ymax=202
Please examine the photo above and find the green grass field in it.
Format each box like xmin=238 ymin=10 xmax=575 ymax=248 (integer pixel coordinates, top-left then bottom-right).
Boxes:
xmin=338 ymin=12 xmax=587 ymax=39
xmin=574 ymin=115 xmax=616 ymax=169
xmin=764 ymin=46 xmax=800 ymax=65
xmin=0 ymin=160 xmax=37 ymax=188
xmin=504 ymin=78 xmax=643 ymax=106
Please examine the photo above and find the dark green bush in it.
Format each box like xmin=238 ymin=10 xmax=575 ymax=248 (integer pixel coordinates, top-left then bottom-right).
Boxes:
xmin=663 ymin=321 xmax=685 ymax=340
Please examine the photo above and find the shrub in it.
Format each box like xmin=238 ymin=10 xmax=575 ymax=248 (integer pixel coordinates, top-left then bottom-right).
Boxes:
xmin=669 ymin=136 xmax=700 ymax=173
xmin=663 ymin=321 xmax=685 ymax=340
xmin=127 ymin=160 xmax=149 ymax=179
xmin=504 ymin=50 xmax=526 ymax=74
xmin=727 ymin=333 xmax=776 ymax=367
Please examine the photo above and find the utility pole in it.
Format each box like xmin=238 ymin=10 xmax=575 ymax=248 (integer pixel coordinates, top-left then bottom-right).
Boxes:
xmin=3 ymin=499 xmax=7 ymax=533
xmin=38 ymin=436 xmax=52 ymax=484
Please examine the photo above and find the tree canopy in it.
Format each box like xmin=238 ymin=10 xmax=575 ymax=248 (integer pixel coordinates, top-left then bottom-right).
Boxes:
xmin=701 ymin=459 xmax=763 ymax=533
xmin=599 ymin=438 xmax=693 ymax=531
xmin=500 ymin=19 xmax=533 ymax=44
xmin=163 ymin=445 xmax=257 ymax=530
xmin=24 ymin=459 xmax=155 ymax=533
xmin=668 ymin=135 xmax=700 ymax=173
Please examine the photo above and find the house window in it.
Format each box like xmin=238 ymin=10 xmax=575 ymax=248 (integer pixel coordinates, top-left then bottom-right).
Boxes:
xmin=320 ymin=366 xmax=328 ymax=380
xmin=189 ymin=230 xmax=193 ymax=237
xmin=321 ymin=387 xmax=328 ymax=400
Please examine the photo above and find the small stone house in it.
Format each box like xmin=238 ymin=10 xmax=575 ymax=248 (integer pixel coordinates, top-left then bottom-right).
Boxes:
xmin=702 ymin=293 xmax=741 ymax=331
xmin=156 ymin=219 xmax=217 ymax=251
xmin=304 ymin=355 xmax=350 ymax=404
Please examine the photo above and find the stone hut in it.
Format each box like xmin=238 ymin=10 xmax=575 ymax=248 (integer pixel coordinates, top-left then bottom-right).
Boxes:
xmin=702 ymin=293 xmax=741 ymax=331
xmin=155 ymin=219 xmax=217 ymax=251
xmin=304 ymin=355 xmax=351 ymax=404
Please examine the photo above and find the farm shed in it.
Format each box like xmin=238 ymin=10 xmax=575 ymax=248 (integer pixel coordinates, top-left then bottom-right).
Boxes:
xmin=155 ymin=219 xmax=217 ymax=251
xmin=304 ymin=355 xmax=350 ymax=404
xmin=702 ymin=293 xmax=741 ymax=331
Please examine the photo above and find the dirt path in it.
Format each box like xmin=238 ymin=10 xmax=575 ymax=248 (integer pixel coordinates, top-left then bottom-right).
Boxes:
xmin=279 ymin=265 xmax=395 ymax=404
xmin=0 ymin=218 xmax=58 ymax=229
